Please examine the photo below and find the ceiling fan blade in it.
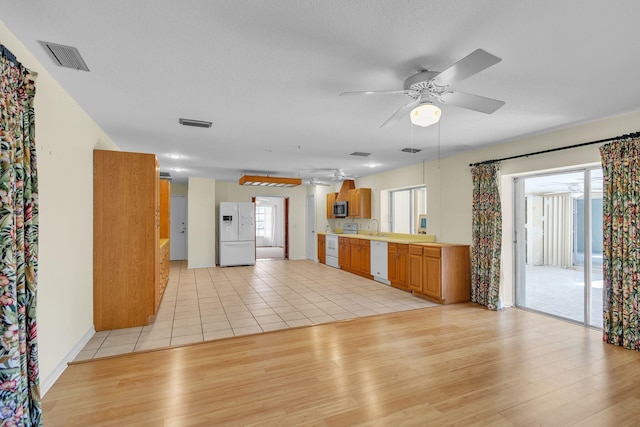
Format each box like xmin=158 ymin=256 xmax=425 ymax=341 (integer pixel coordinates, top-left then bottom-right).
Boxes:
xmin=432 ymin=49 xmax=502 ymax=87
xmin=440 ymin=91 xmax=505 ymax=114
xmin=380 ymin=97 xmax=421 ymax=128
xmin=340 ymin=89 xmax=418 ymax=97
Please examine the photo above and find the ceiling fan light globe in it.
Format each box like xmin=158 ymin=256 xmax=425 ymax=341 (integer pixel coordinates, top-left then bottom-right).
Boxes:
xmin=410 ymin=104 xmax=441 ymax=127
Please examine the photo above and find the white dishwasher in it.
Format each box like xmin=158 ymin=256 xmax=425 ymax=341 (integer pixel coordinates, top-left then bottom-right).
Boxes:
xmin=370 ymin=240 xmax=389 ymax=285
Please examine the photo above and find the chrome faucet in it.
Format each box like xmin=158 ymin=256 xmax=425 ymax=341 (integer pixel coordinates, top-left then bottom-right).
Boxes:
xmin=369 ymin=218 xmax=379 ymax=235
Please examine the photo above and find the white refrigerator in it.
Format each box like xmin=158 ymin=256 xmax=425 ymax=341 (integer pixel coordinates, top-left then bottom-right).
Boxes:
xmin=219 ymin=202 xmax=256 ymax=267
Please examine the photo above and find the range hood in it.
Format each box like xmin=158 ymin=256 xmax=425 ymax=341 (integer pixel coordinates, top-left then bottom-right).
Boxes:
xmin=335 ymin=179 xmax=355 ymax=202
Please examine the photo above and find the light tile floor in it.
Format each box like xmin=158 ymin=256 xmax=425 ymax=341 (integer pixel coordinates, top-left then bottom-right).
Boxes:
xmin=75 ymin=259 xmax=438 ymax=361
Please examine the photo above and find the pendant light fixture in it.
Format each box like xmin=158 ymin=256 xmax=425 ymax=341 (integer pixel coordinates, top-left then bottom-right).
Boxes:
xmin=410 ymin=102 xmax=441 ymax=127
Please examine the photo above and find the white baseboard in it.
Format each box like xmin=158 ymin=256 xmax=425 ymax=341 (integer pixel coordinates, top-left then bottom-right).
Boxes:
xmin=187 ymin=263 xmax=216 ymax=269
xmin=41 ymin=326 xmax=95 ymax=396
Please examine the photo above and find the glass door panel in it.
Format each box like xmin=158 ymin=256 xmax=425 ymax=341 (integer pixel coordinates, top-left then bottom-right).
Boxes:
xmin=515 ymin=168 xmax=603 ymax=327
xmin=589 ymin=168 xmax=604 ymax=327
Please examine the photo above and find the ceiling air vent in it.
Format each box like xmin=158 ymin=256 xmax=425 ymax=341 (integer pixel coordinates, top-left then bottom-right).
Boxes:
xmin=38 ymin=41 xmax=90 ymax=71
xmin=401 ymin=148 xmax=422 ymax=154
xmin=179 ymin=118 xmax=212 ymax=128
xmin=160 ymin=172 xmax=172 ymax=181
xmin=350 ymin=152 xmax=372 ymax=157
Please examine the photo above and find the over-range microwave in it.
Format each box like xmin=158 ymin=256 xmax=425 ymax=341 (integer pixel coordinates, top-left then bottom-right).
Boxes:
xmin=333 ymin=201 xmax=348 ymax=218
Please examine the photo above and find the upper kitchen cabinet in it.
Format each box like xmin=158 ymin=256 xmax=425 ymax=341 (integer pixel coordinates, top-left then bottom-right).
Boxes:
xmin=93 ymin=149 xmax=166 ymax=331
xmin=326 ymin=192 xmax=338 ymax=218
xmin=348 ymin=188 xmax=372 ymax=219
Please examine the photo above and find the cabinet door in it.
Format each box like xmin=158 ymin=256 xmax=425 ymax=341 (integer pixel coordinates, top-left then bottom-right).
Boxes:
xmin=423 ymin=255 xmax=442 ymax=299
xmin=318 ymin=235 xmax=326 ymax=263
xmin=358 ymin=188 xmax=372 ymax=219
xmin=397 ymin=245 xmax=409 ymax=287
xmin=348 ymin=189 xmax=359 ymax=218
xmin=350 ymin=239 xmax=360 ymax=271
xmin=326 ymin=193 xmax=337 ymax=218
xmin=359 ymin=239 xmax=370 ymax=274
xmin=339 ymin=237 xmax=351 ymax=268
xmin=388 ymin=244 xmax=398 ymax=281
xmin=408 ymin=246 xmax=423 ymax=292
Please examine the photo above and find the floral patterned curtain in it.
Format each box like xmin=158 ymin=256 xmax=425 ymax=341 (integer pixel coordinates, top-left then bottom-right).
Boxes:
xmin=0 ymin=45 xmax=41 ymax=425
xmin=600 ymin=136 xmax=640 ymax=350
xmin=470 ymin=163 xmax=501 ymax=310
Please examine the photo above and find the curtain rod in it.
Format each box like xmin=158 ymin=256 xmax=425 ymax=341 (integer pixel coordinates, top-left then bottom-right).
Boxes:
xmin=0 ymin=44 xmax=18 ymax=64
xmin=468 ymin=131 xmax=640 ymax=167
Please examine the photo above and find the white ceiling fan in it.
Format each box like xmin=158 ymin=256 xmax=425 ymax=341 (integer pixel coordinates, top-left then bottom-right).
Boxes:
xmin=340 ymin=49 xmax=505 ymax=128
xmin=332 ymin=169 xmax=357 ymax=181
xmin=302 ymin=177 xmax=330 ymax=186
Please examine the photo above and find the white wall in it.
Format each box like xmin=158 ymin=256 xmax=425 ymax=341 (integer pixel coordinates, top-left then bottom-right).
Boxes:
xmin=187 ymin=178 xmax=216 ymax=268
xmin=0 ymin=20 xmax=120 ymax=393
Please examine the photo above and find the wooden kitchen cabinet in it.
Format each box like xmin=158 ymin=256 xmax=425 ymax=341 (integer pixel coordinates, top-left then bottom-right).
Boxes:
xmin=340 ymin=237 xmax=371 ymax=279
xmin=326 ymin=192 xmax=338 ymax=218
xmin=359 ymin=239 xmax=370 ymax=276
xmin=411 ymin=243 xmax=471 ymax=304
xmin=338 ymin=236 xmax=351 ymax=268
xmin=388 ymin=243 xmax=409 ymax=291
xmin=158 ymin=239 xmax=170 ymax=310
xmin=408 ymin=245 xmax=423 ymax=292
xmin=94 ymin=149 xmax=169 ymax=331
xmin=159 ymin=179 xmax=171 ymax=240
xmin=347 ymin=188 xmax=372 ymax=219
xmin=318 ymin=234 xmax=326 ymax=264
xmin=423 ymin=247 xmax=442 ymax=300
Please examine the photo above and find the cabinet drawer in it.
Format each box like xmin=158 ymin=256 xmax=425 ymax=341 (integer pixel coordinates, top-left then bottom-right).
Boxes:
xmin=423 ymin=247 xmax=441 ymax=258
xmin=388 ymin=243 xmax=397 ymax=251
xmin=359 ymin=239 xmax=370 ymax=247
xmin=409 ymin=245 xmax=423 ymax=255
xmin=397 ymin=244 xmax=408 ymax=253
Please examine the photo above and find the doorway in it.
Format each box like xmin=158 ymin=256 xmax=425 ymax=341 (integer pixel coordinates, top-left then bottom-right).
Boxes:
xmin=254 ymin=196 xmax=287 ymax=260
xmin=514 ymin=168 xmax=603 ymax=327
xmin=170 ymin=195 xmax=187 ymax=260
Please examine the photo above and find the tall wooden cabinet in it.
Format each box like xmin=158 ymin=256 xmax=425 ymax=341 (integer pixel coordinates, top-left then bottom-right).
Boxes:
xmin=94 ymin=150 xmax=169 ymax=331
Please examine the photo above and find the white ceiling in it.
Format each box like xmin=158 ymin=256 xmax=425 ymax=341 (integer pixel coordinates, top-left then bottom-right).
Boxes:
xmin=3 ymin=1 xmax=640 ymax=184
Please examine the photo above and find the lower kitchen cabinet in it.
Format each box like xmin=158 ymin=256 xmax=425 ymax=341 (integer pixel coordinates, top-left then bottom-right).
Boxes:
xmin=409 ymin=243 xmax=471 ymax=304
xmin=338 ymin=237 xmax=351 ymax=269
xmin=333 ymin=237 xmax=469 ymax=304
xmin=388 ymin=243 xmax=409 ymax=291
xmin=340 ymin=237 xmax=371 ymax=279
xmin=408 ymin=245 xmax=423 ymax=292
xmin=318 ymin=234 xmax=326 ymax=264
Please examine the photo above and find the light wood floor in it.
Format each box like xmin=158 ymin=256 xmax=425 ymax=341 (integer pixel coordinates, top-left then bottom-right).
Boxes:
xmin=43 ymin=303 xmax=640 ymax=426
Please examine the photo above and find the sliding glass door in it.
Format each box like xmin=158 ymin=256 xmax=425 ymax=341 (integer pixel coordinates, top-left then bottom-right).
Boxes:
xmin=515 ymin=168 xmax=603 ymax=327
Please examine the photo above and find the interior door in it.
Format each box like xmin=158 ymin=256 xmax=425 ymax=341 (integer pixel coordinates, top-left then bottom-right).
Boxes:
xmin=170 ymin=195 xmax=187 ymax=260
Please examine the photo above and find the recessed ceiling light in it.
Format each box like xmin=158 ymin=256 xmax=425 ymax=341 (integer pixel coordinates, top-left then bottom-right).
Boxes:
xmin=167 ymin=153 xmax=183 ymax=159
xmin=366 ymin=163 xmax=379 ymax=168
xmin=171 ymin=167 xmax=185 ymax=172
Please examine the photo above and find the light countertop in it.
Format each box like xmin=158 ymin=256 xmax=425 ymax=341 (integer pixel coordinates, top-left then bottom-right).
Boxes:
xmin=319 ymin=232 xmax=437 ymax=245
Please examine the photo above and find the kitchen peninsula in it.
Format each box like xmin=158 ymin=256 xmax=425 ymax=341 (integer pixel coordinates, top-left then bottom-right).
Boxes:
xmin=318 ymin=231 xmax=471 ymax=305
